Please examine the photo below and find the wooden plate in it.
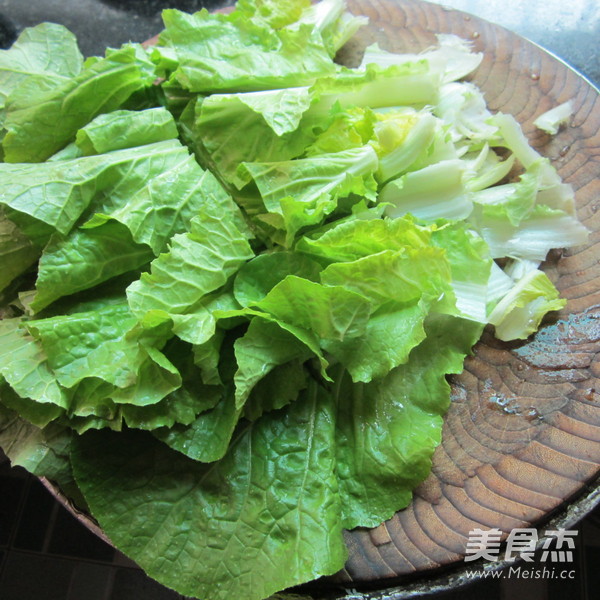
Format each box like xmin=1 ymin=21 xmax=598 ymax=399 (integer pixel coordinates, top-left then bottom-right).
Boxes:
xmin=322 ymin=0 xmax=600 ymax=594
xmin=47 ymin=0 xmax=600 ymax=597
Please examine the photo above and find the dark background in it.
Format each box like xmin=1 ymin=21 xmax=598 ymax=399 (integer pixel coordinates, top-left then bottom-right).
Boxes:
xmin=0 ymin=1 xmax=599 ymax=599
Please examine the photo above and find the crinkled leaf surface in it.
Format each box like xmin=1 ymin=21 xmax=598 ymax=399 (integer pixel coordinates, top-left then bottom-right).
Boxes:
xmin=26 ymin=303 xmax=137 ymax=389
xmin=0 ymin=381 xmax=63 ymax=427
xmin=32 ymin=223 xmax=154 ymax=313
xmin=296 ymin=216 xmax=431 ymax=263
xmin=3 ymin=44 xmax=156 ymax=162
xmin=0 ymin=318 xmax=69 ymax=409
xmin=84 ymin=161 xmax=230 ymax=255
xmin=29 ymin=143 xmax=221 ymax=312
xmin=122 ymin=338 xmax=222 ymax=432
xmin=0 ymin=155 xmax=116 ymax=236
xmin=75 ymin=107 xmax=179 ymax=155
xmin=121 ymin=379 xmax=220 ymax=432
xmin=153 ymin=391 xmax=242 ymax=463
xmin=0 ymin=209 xmax=39 ymax=293
xmin=155 ymin=8 xmax=336 ymax=93
xmin=167 ymin=289 xmax=243 ymax=346
xmin=0 ymin=402 xmax=85 ymax=504
xmin=72 ymin=382 xmax=347 ymax=600
xmin=244 ymin=360 xmax=308 ymax=421
xmin=323 ymin=300 xmax=429 ymax=383
xmin=0 ymin=23 xmax=83 ymax=123
xmin=335 ymin=314 xmax=484 ymax=529
xmin=194 ymin=89 xmax=315 ymax=187
xmin=234 ymin=251 xmax=323 ymax=307
xmin=320 ymin=248 xmax=453 ymax=307
xmin=254 ymin=275 xmax=371 ymax=341
xmin=242 ymin=145 xmax=378 ymax=216
xmin=0 ymin=139 xmax=184 ymax=239
xmin=234 ymin=317 xmax=313 ymax=407
xmin=235 ymin=311 xmax=331 ymax=378
xmin=236 ymin=0 xmax=311 ymax=29
xmin=487 ymin=269 xmax=566 ymax=341
xmin=26 ymin=304 xmax=179 ymax=407
xmin=127 ymin=211 xmax=254 ymax=318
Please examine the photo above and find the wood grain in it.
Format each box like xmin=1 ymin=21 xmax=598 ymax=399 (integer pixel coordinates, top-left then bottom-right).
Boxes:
xmin=329 ymin=0 xmax=600 ymax=588
xmin=51 ymin=0 xmax=600 ymax=595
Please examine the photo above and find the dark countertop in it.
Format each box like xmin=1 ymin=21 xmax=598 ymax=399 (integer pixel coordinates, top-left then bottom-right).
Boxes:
xmin=0 ymin=1 xmax=598 ymax=600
